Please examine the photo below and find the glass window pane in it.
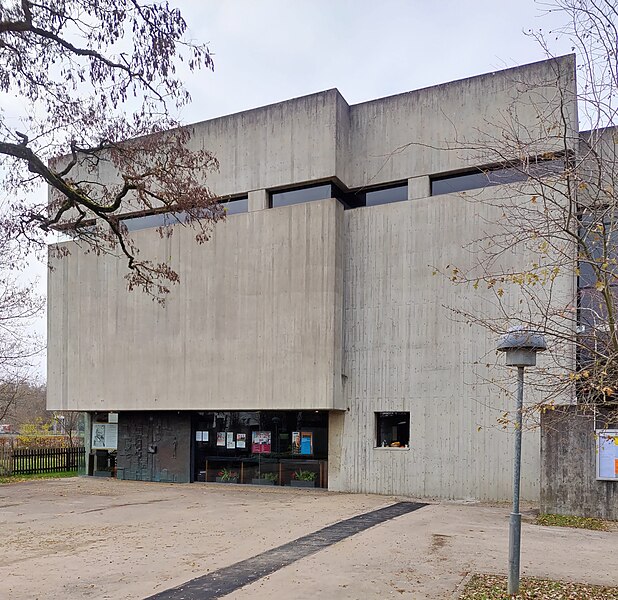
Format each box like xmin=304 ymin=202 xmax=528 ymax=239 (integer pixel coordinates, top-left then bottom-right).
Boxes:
xmin=122 ymin=212 xmax=185 ymax=232
xmin=375 ymin=412 xmax=410 ymax=447
xmin=432 ymin=171 xmax=492 ymax=195
xmin=221 ymin=197 xmax=248 ymax=215
xmin=431 ymin=159 xmax=564 ymax=196
xmin=271 ymin=184 xmax=333 ymax=208
xmin=365 ymin=184 xmax=408 ymax=207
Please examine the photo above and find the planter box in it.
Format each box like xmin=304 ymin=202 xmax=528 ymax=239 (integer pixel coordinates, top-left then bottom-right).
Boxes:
xmin=290 ymin=480 xmax=316 ymax=488
xmin=215 ymin=477 xmax=238 ymax=484
xmin=251 ymin=478 xmax=276 ymax=486
xmin=94 ymin=471 xmax=112 ymax=478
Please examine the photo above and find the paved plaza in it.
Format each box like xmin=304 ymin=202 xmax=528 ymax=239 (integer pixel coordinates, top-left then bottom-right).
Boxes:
xmin=0 ymin=478 xmax=616 ymax=599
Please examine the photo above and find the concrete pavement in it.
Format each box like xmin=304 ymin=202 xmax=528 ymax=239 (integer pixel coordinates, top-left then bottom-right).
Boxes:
xmin=0 ymin=478 xmax=615 ymax=599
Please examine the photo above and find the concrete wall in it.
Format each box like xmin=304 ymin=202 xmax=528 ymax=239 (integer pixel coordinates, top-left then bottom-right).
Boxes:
xmin=116 ymin=411 xmax=191 ymax=483
xmin=48 ymin=199 xmax=344 ymax=412
xmin=345 ymin=56 xmax=577 ymax=189
xmin=48 ymin=55 xmax=580 ymax=501
xmin=325 ymin=184 xmax=573 ymax=501
xmin=541 ymin=406 xmax=618 ymax=520
xmin=62 ymin=55 xmax=576 ymax=215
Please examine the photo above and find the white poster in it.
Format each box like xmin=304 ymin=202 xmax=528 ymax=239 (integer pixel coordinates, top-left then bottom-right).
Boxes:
xmin=195 ymin=431 xmax=203 ymax=442
xmin=236 ymin=433 xmax=246 ymax=449
xmin=597 ymin=429 xmax=618 ymax=480
xmin=226 ymin=432 xmax=235 ymax=449
xmin=92 ymin=423 xmax=118 ymax=450
xmin=203 ymin=431 xmax=209 ymax=442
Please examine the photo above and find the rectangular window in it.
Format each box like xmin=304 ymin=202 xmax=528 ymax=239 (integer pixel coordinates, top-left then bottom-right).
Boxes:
xmin=365 ymin=183 xmax=408 ymax=207
xmin=121 ymin=196 xmax=248 ymax=232
xmin=270 ymin=184 xmax=335 ymax=208
xmin=220 ymin=196 xmax=249 ymax=215
xmin=375 ymin=412 xmax=410 ymax=448
xmin=430 ymin=159 xmax=564 ymax=196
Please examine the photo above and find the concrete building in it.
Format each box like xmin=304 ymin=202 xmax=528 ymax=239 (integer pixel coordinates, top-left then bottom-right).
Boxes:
xmin=47 ymin=55 xmax=578 ymax=501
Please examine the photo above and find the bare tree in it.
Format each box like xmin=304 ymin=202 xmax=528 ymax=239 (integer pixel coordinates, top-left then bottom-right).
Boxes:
xmin=0 ymin=378 xmax=48 ymax=429
xmin=436 ymin=0 xmax=618 ymax=422
xmin=53 ymin=411 xmax=83 ymax=447
xmin=0 ymin=1 xmax=224 ymax=301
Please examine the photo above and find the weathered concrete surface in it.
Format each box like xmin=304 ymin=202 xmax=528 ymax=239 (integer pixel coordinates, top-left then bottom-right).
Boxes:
xmin=541 ymin=406 xmax=618 ymax=520
xmin=0 ymin=478 xmax=616 ymax=600
xmin=48 ymin=199 xmax=344 ymax=412
xmin=47 ymin=55 xmax=579 ymax=503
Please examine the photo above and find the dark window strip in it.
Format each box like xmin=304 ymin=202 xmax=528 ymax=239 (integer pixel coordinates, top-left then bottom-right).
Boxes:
xmin=431 ymin=159 xmax=564 ymax=196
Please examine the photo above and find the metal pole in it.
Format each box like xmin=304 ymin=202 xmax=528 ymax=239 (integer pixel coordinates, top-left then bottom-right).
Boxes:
xmin=508 ymin=366 xmax=525 ymax=595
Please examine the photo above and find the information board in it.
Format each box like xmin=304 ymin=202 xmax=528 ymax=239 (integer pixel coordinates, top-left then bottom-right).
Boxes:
xmin=91 ymin=423 xmax=118 ymax=450
xmin=596 ymin=429 xmax=618 ymax=481
xmin=251 ymin=431 xmax=271 ymax=454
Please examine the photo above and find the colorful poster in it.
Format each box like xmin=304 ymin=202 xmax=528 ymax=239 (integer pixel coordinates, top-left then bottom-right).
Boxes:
xmin=300 ymin=432 xmax=313 ymax=455
xmin=251 ymin=431 xmax=272 ymax=454
xmin=292 ymin=431 xmax=300 ymax=453
xmin=236 ymin=433 xmax=246 ymax=449
xmin=597 ymin=430 xmax=618 ymax=480
xmin=216 ymin=432 xmax=226 ymax=447
xmin=226 ymin=432 xmax=235 ymax=449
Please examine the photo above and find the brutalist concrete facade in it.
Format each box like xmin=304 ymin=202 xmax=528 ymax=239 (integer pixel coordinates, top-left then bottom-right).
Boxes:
xmin=541 ymin=406 xmax=618 ymax=520
xmin=48 ymin=56 xmax=579 ymax=501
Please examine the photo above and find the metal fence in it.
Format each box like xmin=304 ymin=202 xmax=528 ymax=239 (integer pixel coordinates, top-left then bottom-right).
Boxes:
xmin=2 ymin=446 xmax=85 ymax=476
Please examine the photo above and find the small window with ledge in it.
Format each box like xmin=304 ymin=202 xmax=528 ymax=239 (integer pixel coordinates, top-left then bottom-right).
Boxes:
xmin=375 ymin=412 xmax=410 ymax=448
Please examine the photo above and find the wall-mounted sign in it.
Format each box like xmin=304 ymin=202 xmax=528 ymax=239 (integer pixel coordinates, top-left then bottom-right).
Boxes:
xmin=252 ymin=431 xmax=271 ymax=454
xmin=91 ymin=423 xmax=118 ymax=450
xmin=597 ymin=429 xmax=618 ymax=481
xmin=195 ymin=431 xmax=209 ymax=442
xmin=300 ymin=432 xmax=313 ymax=455
xmin=216 ymin=432 xmax=226 ymax=447
xmin=236 ymin=433 xmax=246 ymax=449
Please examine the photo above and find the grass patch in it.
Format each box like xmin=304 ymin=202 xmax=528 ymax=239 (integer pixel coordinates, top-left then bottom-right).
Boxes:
xmin=535 ymin=513 xmax=609 ymax=531
xmin=460 ymin=574 xmax=618 ymax=599
xmin=0 ymin=471 xmax=78 ymax=484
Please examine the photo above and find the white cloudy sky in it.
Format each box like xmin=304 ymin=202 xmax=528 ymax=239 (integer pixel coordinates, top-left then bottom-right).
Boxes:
xmin=25 ymin=0 xmax=575 ymax=378
xmin=174 ymin=0 xmax=572 ymax=122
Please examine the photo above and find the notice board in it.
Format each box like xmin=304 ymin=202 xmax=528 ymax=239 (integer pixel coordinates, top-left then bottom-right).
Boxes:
xmin=596 ymin=429 xmax=618 ymax=481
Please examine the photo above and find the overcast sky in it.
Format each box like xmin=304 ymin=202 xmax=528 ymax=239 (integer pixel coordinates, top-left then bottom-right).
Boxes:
xmin=26 ymin=0 xmax=575 ymax=378
xmin=174 ymin=0 xmax=572 ymax=123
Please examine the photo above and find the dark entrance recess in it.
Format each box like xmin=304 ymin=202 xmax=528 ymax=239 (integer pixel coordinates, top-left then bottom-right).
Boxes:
xmin=191 ymin=410 xmax=329 ymax=488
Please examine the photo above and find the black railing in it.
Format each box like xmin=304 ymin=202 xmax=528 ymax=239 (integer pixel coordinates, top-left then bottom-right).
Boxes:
xmin=11 ymin=446 xmax=85 ymax=475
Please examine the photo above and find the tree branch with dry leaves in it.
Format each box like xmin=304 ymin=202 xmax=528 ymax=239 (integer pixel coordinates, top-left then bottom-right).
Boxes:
xmin=0 ymin=0 xmax=223 ymax=304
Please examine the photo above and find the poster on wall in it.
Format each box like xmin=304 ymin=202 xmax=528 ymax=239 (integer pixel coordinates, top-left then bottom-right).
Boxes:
xmin=216 ymin=432 xmax=226 ymax=447
xmin=195 ymin=431 xmax=203 ymax=442
xmin=236 ymin=433 xmax=246 ymax=449
xmin=91 ymin=423 xmax=118 ymax=450
xmin=597 ymin=429 xmax=618 ymax=480
xmin=226 ymin=432 xmax=235 ymax=449
xmin=300 ymin=432 xmax=313 ymax=455
xmin=292 ymin=431 xmax=300 ymax=453
xmin=203 ymin=431 xmax=209 ymax=442
xmin=251 ymin=431 xmax=271 ymax=454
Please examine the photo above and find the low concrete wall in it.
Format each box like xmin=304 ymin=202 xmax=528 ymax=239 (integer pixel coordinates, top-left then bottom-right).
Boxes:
xmin=116 ymin=412 xmax=191 ymax=483
xmin=541 ymin=406 xmax=617 ymax=520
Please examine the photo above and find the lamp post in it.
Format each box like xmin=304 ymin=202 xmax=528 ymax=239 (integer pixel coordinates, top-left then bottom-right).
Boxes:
xmin=497 ymin=326 xmax=546 ymax=596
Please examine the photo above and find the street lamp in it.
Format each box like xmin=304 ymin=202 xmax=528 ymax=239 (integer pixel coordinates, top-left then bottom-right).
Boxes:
xmin=497 ymin=326 xmax=547 ymax=596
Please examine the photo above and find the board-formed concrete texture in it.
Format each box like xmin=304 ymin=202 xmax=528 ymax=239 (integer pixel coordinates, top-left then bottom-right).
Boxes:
xmin=48 ymin=55 xmax=579 ymax=501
